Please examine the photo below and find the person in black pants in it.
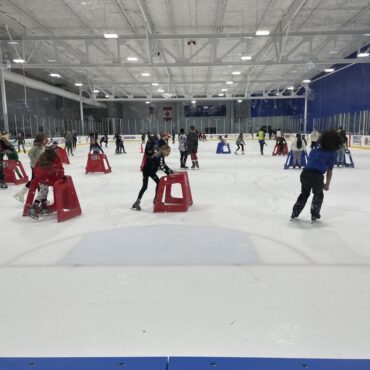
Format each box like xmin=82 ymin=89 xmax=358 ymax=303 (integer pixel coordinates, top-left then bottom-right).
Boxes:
xmin=132 ymin=144 xmax=174 ymax=211
xmin=291 ymin=130 xmax=342 ymax=221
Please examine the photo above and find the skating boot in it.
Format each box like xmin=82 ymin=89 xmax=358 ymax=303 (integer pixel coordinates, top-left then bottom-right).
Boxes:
xmin=311 ymin=214 xmax=321 ymax=222
xmin=195 ymin=161 xmax=199 ymax=169
xmin=191 ymin=161 xmax=196 ymax=169
xmin=13 ymin=186 xmax=28 ymax=202
xmin=131 ymin=199 xmax=141 ymax=211
xmin=0 ymin=181 xmax=8 ymax=189
xmin=40 ymin=201 xmax=52 ymax=215
xmin=28 ymin=203 xmax=40 ymax=220
xmin=234 ymin=151 xmax=238 ymax=155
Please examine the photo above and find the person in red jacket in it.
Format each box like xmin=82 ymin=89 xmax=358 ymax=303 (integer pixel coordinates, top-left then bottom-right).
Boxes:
xmin=29 ymin=141 xmax=65 ymax=220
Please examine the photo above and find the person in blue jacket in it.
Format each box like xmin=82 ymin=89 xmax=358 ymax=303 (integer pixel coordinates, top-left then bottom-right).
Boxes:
xmin=291 ymin=130 xmax=342 ymax=221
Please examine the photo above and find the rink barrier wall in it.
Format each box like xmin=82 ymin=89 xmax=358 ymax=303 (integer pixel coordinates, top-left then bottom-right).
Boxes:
xmin=9 ymin=134 xmax=370 ymax=150
xmin=1 ymin=357 xmax=370 ymax=370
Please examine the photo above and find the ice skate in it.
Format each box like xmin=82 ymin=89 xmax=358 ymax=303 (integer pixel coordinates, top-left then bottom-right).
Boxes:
xmin=28 ymin=204 xmax=40 ymax=220
xmin=311 ymin=214 xmax=321 ymax=222
xmin=0 ymin=181 xmax=8 ymax=189
xmin=191 ymin=161 xmax=196 ymax=169
xmin=290 ymin=212 xmax=299 ymax=220
xmin=13 ymin=187 xmax=27 ymax=202
xmin=195 ymin=161 xmax=199 ymax=169
xmin=131 ymin=199 xmax=141 ymax=211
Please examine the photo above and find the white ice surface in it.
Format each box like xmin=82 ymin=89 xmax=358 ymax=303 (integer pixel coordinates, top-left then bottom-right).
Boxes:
xmin=0 ymin=139 xmax=369 ymax=358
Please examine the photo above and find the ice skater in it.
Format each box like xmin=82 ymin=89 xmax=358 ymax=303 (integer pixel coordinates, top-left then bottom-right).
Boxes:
xmin=132 ymin=144 xmax=174 ymax=211
xmin=100 ymin=133 xmax=109 ymax=148
xmin=310 ymin=128 xmax=320 ymax=150
xmin=89 ymin=138 xmax=104 ymax=154
xmin=291 ymin=130 xmax=342 ymax=222
xmin=187 ymin=125 xmax=199 ymax=169
xmin=178 ymin=128 xmax=188 ymax=168
xmin=14 ymin=133 xmax=48 ymax=202
xmin=28 ymin=141 xmax=65 ymax=220
xmin=290 ymin=133 xmax=306 ymax=168
xmin=258 ymin=127 xmax=266 ymax=155
xmin=235 ymin=133 xmax=245 ymax=155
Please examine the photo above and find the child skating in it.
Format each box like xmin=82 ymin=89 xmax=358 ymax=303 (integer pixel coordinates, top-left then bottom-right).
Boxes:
xmin=132 ymin=144 xmax=174 ymax=211
xmin=235 ymin=133 xmax=245 ymax=155
xmin=291 ymin=130 xmax=342 ymax=222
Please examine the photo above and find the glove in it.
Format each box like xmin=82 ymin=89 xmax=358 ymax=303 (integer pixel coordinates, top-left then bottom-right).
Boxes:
xmin=62 ymin=176 xmax=68 ymax=181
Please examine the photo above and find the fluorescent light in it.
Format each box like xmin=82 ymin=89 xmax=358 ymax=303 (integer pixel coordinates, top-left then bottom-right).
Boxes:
xmin=93 ymin=89 xmax=100 ymax=93
xmin=48 ymin=59 xmax=57 ymax=62
xmin=241 ymin=55 xmax=252 ymax=60
xmin=237 ymin=99 xmax=242 ymax=103
xmin=151 ymin=82 xmax=159 ymax=86
xmin=191 ymin=100 xmax=196 ymax=104
xmin=158 ymin=88 xmax=165 ymax=92
xmin=287 ymin=86 xmax=294 ymax=90
xmin=13 ymin=58 xmax=25 ymax=63
xmin=232 ymin=71 xmax=241 ymax=75
xmin=49 ymin=73 xmax=61 ymax=78
xmin=329 ymin=50 xmax=339 ymax=54
xmin=363 ymin=33 xmax=370 ymax=36
xmin=358 ymin=52 xmax=369 ymax=58
xmin=8 ymin=41 xmax=19 ymax=45
xmin=221 ymin=88 xmax=228 ymax=92
xmin=74 ymin=82 xmax=83 ymax=86
xmin=127 ymin=57 xmax=138 ymax=61
xmin=226 ymin=81 xmax=234 ymax=85
xmin=256 ymin=30 xmax=270 ymax=36
xmin=218 ymin=93 xmax=224 ymax=97
xmin=141 ymin=72 xmax=151 ymax=77
xmin=324 ymin=68 xmax=334 ymax=73
xmin=104 ymin=33 xmax=118 ymax=39
xmin=145 ymin=101 xmax=151 ymax=104
xmin=302 ymin=79 xmax=311 ymax=83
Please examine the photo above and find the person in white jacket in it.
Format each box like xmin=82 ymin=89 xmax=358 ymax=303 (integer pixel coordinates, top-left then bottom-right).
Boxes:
xmin=310 ymin=128 xmax=320 ymax=149
xmin=291 ymin=133 xmax=306 ymax=168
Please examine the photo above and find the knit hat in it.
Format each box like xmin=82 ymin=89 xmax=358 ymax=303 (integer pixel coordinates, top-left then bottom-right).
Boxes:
xmin=45 ymin=140 xmax=56 ymax=150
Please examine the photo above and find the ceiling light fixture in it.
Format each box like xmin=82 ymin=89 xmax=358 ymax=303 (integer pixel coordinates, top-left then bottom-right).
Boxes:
xmin=93 ymin=89 xmax=100 ymax=93
xmin=237 ymin=99 xmax=242 ymax=103
xmin=158 ymin=88 xmax=165 ymax=92
xmin=256 ymin=30 xmax=270 ymax=36
xmin=75 ymin=82 xmax=83 ymax=86
xmin=232 ymin=71 xmax=241 ymax=75
xmin=141 ymin=72 xmax=151 ymax=77
xmin=358 ymin=52 xmax=370 ymax=58
xmin=48 ymin=59 xmax=57 ymax=62
xmin=13 ymin=58 xmax=25 ymax=63
xmin=221 ymin=88 xmax=228 ymax=92
xmin=104 ymin=33 xmax=118 ymax=39
xmin=218 ymin=93 xmax=224 ymax=97
xmin=127 ymin=57 xmax=138 ymax=61
xmin=226 ymin=81 xmax=234 ymax=85
xmin=145 ymin=101 xmax=151 ymax=104
xmin=287 ymin=86 xmax=294 ymax=90
xmin=329 ymin=50 xmax=339 ymax=54
xmin=151 ymin=82 xmax=159 ymax=86
xmin=302 ymin=79 xmax=311 ymax=83
xmin=105 ymin=94 xmax=110 ymax=98
xmin=8 ymin=41 xmax=19 ymax=45
xmin=49 ymin=73 xmax=61 ymax=78
xmin=191 ymin=100 xmax=196 ymax=104
xmin=324 ymin=68 xmax=334 ymax=73
xmin=241 ymin=55 xmax=252 ymax=60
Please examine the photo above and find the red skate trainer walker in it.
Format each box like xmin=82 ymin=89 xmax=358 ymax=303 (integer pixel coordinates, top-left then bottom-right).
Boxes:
xmin=154 ymin=172 xmax=193 ymax=212
xmin=3 ymin=160 xmax=29 ymax=185
xmin=85 ymin=153 xmax=112 ymax=174
xmin=23 ymin=176 xmax=82 ymax=222
xmin=56 ymin=147 xmax=70 ymax=164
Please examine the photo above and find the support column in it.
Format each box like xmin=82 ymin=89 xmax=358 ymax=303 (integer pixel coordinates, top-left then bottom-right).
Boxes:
xmin=0 ymin=67 xmax=9 ymax=132
xmin=79 ymin=87 xmax=84 ymax=136
xmin=303 ymin=88 xmax=308 ymax=133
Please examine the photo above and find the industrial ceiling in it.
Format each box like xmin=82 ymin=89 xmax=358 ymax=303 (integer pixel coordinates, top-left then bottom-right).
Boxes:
xmin=0 ymin=0 xmax=369 ymax=101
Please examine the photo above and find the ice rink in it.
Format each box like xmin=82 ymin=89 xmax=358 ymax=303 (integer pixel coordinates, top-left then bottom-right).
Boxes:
xmin=0 ymin=139 xmax=369 ymax=358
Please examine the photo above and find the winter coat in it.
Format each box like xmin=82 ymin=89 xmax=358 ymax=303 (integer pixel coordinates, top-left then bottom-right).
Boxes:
xmin=291 ymin=138 xmax=306 ymax=152
xmin=187 ymin=131 xmax=198 ymax=153
xmin=310 ymin=130 xmax=320 ymax=142
xmin=178 ymin=134 xmax=187 ymax=152
xmin=143 ymin=152 xmax=172 ymax=175
xmin=34 ymin=156 xmax=64 ymax=186
xmin=28 ymin=144 xmax=45 ymax=167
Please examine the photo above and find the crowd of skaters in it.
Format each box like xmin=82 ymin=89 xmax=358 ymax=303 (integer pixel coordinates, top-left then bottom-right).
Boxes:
xmin=0 ymin=124 xmax=352 ymax=220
